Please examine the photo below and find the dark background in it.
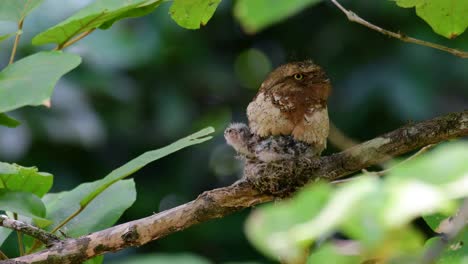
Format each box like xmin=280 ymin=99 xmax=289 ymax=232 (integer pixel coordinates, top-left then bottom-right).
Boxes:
xmin=0 ymin=0 xmax=467 ymax=262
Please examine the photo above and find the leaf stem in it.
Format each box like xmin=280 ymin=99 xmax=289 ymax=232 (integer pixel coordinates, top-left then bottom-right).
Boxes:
xmin=55 ymin=29 xmax=96 ymax=51
xmin=27 ymin=206 xmax=84 ymax=253
xmin=51 ymin=207 xmax=84 ymax=234
xmin=8 ymin=18 xmax=24 ymax=64
xmin=329 ymin=0 xmax=468 ymax=59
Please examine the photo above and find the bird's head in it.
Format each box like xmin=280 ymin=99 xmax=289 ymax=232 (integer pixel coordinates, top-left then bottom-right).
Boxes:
xmin=260 ymin=61 xmax=331 ymax=102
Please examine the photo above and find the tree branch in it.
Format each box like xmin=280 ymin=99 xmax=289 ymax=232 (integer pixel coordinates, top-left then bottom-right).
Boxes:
xmin=0 ymin=215 xmax=60 ymax=248
xmin=8 ymin=110 xmax=468 ymax=263
xmin=329 ymin=0 xmax=468 ymax=59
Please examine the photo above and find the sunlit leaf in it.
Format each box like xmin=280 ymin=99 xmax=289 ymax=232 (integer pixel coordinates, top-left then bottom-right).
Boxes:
xmin=169 ymin=0 xmax=222 ymax=29
xmin=79 ymin=127 xmax=214 ymax=207
xmin=246 ymin=182 xmax=333 ymax=262
xmin=234 ymin=0 xmax=322 ymax=33
xmin=0 ymin=0 xmax=44 ymax=22
xmin=0 ymin=113 xmax=20 ymax=127
xmin=32 ymin=0 xmax=161 ymax=46
xmin=246 ymin=142 xmax=468 ymax=263
xmin=395 ymin=0 xmax=468 ymax=38
xmin=0 ymin=51 xmax=81 ymax=113
xmin=307 ymin=243 xmax=361 ymax=264
xmin=0 ymin=162 xmax=53 ymax=197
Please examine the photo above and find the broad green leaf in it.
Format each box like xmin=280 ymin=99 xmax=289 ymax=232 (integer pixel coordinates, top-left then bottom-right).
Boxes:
xmin=112 ymin=253 xmax=212 ymax=264
xmin=32 ymin=0 xmax=160 ymax=46
xmin=0 ymin=51 xmax=81 ymax=113
xmin=0 ymin=162 xmax=53 ymax=197
xmin=169 ymin=0 xmax=222 ymax=29
xmin=383 ymin=180 xmax=456 ymax=227
xmin=0 ymin=190 xmax=45 ymax=219
xmin=387 ymin=143 xmax=468 ymax=186
xmin=40 ymin=179 xmax=136 ymax=238
xmin=0 ymin=113 xmax=20 ymax=127
xmin=0 ymin=0 xmax=44 ymax=22
xmin=246 ymin=182 xmax=333 ymax=262
xmin=234 ymin=0 xmax=322 ymax=33
xmin=80 ymin=127 xmax=214 ymax=207
xmin=395 ymin=0 xmax=468 ymax=39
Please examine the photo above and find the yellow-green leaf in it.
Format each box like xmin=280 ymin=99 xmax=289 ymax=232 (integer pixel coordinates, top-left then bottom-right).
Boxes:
xmin=169 ymin=0 xmax=222 ymax=29
xmin=395 ymin=0 xmax=468 ymax=39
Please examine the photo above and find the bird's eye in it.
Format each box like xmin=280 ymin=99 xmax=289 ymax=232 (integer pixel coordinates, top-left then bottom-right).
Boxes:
xmin=293 ymin=73 xmax=304 ymax=80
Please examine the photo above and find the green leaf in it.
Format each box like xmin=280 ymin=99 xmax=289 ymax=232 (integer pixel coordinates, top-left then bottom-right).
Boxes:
xmin=112 ymin=253 xmax=212 ymax=264
xmin=0 ymin=190 xmax=46 ymax=219
xmin=99 ymin=0 xmax=162 ymax=30
xmin=0 ymin=51 xmax=81 ymax=113
xmin=80 ymin=127 xmax=214 ymax=207
xmin=246 ymin=142 xmax=468 ymax=262
xmin=169 ymin=0 xmax=222 ymax=29
xmin=395 ymin=0 xmax=468 ymax=39
xmin=423 ymin=213 xmax=452 ymax=232
xmin=0 ymin=0 xmax=44 ymax=22
xmin=234 ymin=0 xmax=322 ymax=33
xmin=0 ymin=113 xmax=20 ymax=127
xmin=40 ymin=179 xmax=136 ymax=238
xmin=245 ymin=182 xmax=333 ymax=262
xmin=0 ymin=162 xmax=53 ymax=197
xmin=32 ymin=0 xmax=160 ymax=46
xmin=423 ymin=230 xmax=468 ymax=264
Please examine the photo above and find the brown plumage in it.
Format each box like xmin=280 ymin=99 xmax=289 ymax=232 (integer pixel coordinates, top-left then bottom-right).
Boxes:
xmin=247 ymin=61 xmax=331 ymax=155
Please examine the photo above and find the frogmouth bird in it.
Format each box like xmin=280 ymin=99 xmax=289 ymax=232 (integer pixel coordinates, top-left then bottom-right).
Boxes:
xmin=247 ymin=61 xmax=331 ymax=156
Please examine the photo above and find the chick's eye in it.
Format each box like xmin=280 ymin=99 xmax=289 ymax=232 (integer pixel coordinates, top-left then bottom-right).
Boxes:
xmin=293 ymin=73 xmax=304 ymax=80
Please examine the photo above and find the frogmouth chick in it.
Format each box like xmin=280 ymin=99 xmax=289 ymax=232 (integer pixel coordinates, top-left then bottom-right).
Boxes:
xmin=247 ymin=61 xmax=331 ymax=156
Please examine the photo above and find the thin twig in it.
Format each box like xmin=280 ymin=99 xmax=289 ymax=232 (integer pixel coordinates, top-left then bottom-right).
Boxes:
xmin=421 ymin=199 xmax=468 ymax=263
xmin=8 ymin=18 xmax=24 ymax=64
xmin=54 ymin=28 xmax=96 ymax=51
xmin=362 ymin=144 xmax=435 ymax=176
xmin=0 ymin=215 xmax=60 ymax=248
xmin=328 ymin=122 xmax=359 ymax=150
xmin=329 ymin=0 xmax=468 ymax=59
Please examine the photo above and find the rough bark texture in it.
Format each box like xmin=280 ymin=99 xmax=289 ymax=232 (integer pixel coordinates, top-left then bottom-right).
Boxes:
xmin=6 ymin=110 xmax=468 ymax=264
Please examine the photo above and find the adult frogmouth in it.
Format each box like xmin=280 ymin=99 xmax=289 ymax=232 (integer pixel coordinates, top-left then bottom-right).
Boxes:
xmin=247 ymin=61 xmax=331 ymax=155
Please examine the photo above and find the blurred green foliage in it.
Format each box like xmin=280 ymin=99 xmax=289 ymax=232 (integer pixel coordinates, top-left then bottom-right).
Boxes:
xmin=246 ymin=143 xmax=468 ymax=263
xmin=0 ymin=0 xmax=467 ymax=263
